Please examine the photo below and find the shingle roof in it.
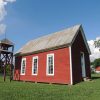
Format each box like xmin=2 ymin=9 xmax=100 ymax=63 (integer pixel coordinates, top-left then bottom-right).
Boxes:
xmin=16 ymin=24 xmax=90 ymax=55
xmin=0 ymin=38 xmax=14 ymax=46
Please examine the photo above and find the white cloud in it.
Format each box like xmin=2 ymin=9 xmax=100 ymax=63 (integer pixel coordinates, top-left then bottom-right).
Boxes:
xmin=88 ymin=37 xmax=100 ymax=62
xmin=5 ymin=0 xmax=16 ymax=2
xmin=0 ymin=0 xmax=7 ymax=21
xmin=0 ymin=24 xmax=6 ymax=35
xmin=0 ymin=0 xmax=16 ymax=35
xmin=96 ymin=37 xmax=100 ymax=41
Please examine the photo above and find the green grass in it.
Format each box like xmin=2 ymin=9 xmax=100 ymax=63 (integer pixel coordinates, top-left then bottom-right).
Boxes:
xmin=0 ymin=74 xmax=100 ymax=100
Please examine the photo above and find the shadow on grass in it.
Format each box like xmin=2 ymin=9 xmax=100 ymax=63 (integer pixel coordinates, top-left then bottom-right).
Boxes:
xmin=91 ymin=76 xmax=100 ymax=80
xmin=91 ymin=73 xmax=100 ymax=80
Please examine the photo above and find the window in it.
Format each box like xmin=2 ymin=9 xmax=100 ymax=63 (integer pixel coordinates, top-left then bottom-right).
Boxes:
xmin=32 ymin=56 xmax=38 ymax=75
xmin=21 ymin=58 xmax=26 ymax=75
xmin=47 ymin=54 xmax=54 ymax=76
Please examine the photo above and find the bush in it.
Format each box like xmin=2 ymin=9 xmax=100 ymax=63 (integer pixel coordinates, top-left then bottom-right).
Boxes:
xmin=93 ymin=58 xmax=100 ymax=68
xmin=0 ymin=65 xmax=10 ymax=75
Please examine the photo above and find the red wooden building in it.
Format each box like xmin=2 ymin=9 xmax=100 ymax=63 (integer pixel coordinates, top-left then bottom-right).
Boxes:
xmin=14 ymin=24 xmax=91 ymax=85
xmin=95 ymin=66 xmax=100 ymax=73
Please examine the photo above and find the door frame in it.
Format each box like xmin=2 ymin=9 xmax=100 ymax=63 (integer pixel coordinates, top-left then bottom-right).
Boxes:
xmin=80 ymin=52 xmax=86 ymax=78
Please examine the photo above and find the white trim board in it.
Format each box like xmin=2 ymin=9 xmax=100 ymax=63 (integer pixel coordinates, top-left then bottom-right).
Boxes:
xmin=69 ymin=46 xmax=73 ymax=85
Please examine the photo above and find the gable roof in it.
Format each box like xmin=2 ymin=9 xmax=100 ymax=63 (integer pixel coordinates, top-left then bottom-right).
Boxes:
xmin=15 ymin=24 xmax=91 ymax=56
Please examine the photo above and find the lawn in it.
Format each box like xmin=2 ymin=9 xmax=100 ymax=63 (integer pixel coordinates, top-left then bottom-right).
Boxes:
xmin=0 ymin=74 xmax=100 ymax=100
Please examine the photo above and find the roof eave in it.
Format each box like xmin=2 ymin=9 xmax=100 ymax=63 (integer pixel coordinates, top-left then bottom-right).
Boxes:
xmin=14 ymin=44 xmax=70 ymax=57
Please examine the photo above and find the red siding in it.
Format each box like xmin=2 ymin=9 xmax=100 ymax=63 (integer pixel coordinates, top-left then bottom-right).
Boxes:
xmin=95 ymin=66 xmax=100 ymax=71
xmin=71 ymin=31 xmax=91 ymax=84
xmin=14 ymin=48 xmax=71 ymax=84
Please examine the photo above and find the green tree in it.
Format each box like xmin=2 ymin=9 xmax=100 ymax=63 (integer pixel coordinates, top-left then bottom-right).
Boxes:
xmin=93 ymin=58 xmax=100 ymax=68
xmin=94 ymin=39 xmax=100 ymax=51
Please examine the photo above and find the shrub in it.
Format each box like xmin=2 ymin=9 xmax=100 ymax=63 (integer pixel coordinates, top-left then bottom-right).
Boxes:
xmin=93 ymin=58 xmax=100 ymax=68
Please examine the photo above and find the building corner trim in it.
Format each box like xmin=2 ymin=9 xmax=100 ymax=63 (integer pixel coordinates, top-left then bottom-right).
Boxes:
xmin=69 ymin=46 xmax=73 ymax=85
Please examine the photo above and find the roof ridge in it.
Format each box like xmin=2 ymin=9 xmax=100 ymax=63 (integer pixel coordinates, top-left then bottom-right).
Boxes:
xmin=16 ymin=24 xmax=81 ymax=55
xmin=30 ymin=24 xmax=81 ymax=42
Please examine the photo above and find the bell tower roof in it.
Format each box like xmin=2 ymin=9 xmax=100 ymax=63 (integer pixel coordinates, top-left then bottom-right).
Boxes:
xmin=0 ymin=38 xmax=14 ymax=46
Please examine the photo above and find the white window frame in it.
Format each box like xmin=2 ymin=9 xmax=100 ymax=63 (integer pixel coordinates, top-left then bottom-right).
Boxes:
xmin=46 ymin=53 xmax=54 ymax=76
xmin=21 ymin=58 xmax=26 ymax=75
xmin=32 ymin=56 xmax=38 ymax=75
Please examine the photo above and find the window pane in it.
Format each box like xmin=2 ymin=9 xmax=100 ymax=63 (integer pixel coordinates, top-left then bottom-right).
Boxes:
xmin=21 ymin=59 xmax=26 ymax=74
xmin=33 ymin=57 xmax=38 ymax=75
xmin=47 ymin=55 xmax=54 ymax=75
xmin=22 ymin=61 xmax=25 ymax=66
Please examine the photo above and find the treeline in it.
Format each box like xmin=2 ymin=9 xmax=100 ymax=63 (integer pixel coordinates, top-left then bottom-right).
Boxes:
xmin=91 ymin=58 xmax=100 ymax=68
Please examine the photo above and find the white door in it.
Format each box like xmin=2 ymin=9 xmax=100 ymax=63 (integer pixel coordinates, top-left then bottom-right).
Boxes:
xmin=81 ymin=52 xmax=86 ymax=78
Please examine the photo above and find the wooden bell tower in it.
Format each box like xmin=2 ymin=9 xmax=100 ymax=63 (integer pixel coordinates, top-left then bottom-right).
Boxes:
xmin=0 ymin=38 xmax=14 ymax=82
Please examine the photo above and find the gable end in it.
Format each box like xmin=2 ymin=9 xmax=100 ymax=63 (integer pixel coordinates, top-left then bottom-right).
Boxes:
xmin=71 ymin=25 xmax=91 ymax=54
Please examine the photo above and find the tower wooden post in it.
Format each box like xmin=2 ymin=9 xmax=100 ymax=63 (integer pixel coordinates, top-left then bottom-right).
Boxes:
xmin=0 ymin=38 xmax=14 ymax=82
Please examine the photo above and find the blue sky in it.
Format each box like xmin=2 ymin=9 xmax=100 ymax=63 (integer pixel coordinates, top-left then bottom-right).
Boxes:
xmin=0 ymin=0 xmax=100 ymax=52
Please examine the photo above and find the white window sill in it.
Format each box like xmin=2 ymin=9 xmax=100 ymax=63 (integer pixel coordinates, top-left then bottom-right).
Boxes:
xmin=32 ymin=74 xmax=38 ymax=76
xmin=20 ymin=73 xmax=25 ymax=75
xmin=46 ymin=74 xmax=54 ymax=76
